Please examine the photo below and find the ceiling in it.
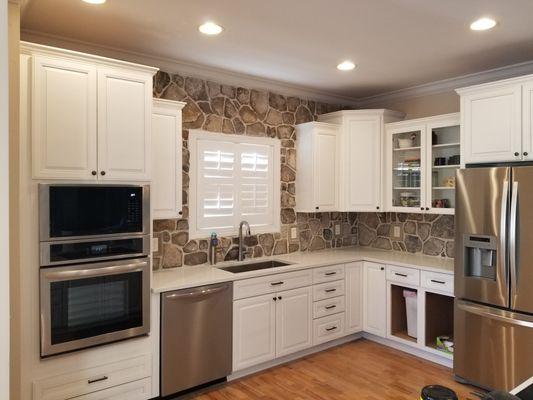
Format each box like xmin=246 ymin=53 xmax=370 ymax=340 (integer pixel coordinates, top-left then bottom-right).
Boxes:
xmin=20 ymin=0 xmax=533 ymax=100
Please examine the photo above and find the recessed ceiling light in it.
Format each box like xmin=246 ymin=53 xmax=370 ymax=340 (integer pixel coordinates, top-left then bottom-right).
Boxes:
xmin=82 ymin=0 xmax=106 ymax=4
xmin=470 ymin=17 xmax=497 ymax=31
xmin=198 ymin=22 xmax=224 ymax=35
xmin=337 ymin=61 xmax=356 ymax=71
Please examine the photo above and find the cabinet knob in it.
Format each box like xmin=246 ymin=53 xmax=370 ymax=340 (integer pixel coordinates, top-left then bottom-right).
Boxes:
xmin=315 ymin=206 xmax=319 ymax=210
xmin=376 ymin=206 xmax=380 ymax=210
xmin=273 ymin=297 xmax=277 ymax=301
xmin=91 ymin=170 xmax=97 ymax=176
xmin=524 ymin=152 xmax=529 ymax=157
xmin=278 ymin=296 xmax=282 ymax=300
xmin=178 ymin=211 xmax=183 ymax=216
xmin=420 ymin=207 xmax=424 ymax=211
xmin=100 ymin=171 xmax=106 ymax=176
xmin=515 ymin=152 xmax=520 ymax=157
xmin=380 ymin=267 xmax=385 ymax=271
xmin=426 ymin=207 xmax=430 ymax=211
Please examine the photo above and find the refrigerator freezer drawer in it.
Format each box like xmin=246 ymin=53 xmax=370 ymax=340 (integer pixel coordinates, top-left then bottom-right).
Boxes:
xmin=454 ymin=299 xmax=533 ymax=391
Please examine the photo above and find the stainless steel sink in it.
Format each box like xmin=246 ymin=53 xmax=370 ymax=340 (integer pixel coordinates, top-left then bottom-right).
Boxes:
xmin=219 ymin=260 xmax=291 ymax=273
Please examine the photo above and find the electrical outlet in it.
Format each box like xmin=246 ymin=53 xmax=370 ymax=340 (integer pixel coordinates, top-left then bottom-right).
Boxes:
xmin=152 ymin=237 xmax=159 ymax=253
xmin=393 ymin=226 xmax=401 ymax=238
xmin=334 ymin=223 xmax=341 ymax=235
xmin=290 ymin=227 xmax=298 ymax=239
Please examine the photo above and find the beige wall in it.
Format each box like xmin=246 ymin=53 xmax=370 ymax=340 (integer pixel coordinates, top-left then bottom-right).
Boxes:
xmin=8 ymin=1 xmax=20 ymax=399
xmin=375 ymin=91 xmax=460 ymax=119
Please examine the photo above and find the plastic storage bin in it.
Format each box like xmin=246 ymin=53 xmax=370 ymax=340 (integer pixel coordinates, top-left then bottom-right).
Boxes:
xmin=403 ymin=290 xmax=417 ymax=338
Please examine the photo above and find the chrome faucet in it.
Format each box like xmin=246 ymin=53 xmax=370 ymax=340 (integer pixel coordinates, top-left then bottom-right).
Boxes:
xmin=238 ymin=220 xmax=251 ymax=261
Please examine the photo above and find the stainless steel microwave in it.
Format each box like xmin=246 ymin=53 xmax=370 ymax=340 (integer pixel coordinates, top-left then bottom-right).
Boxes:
xmin=39 ymin=184 xmax=150 ymax=242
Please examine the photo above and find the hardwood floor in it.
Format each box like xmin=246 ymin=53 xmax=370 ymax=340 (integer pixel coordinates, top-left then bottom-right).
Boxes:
xmin=190 ymin=339 xmax=479 ymax=400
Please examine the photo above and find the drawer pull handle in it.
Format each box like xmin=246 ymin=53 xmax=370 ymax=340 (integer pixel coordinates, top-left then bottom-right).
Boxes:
xmin=325 ymin=288 xmax=337 ymax=293
xmin=270 ymin=281 xmax=284 ymax=286
xmin=326 ymin=326 xmax=338 ymax=331
xmin=430 ymin=279 xmax=446 ymax=285
xmin=325 ymin=272 xmax=337 ymax=276
xmin=395 ymin=273 xmax=408 ymax=277
xmin=325 ymin=305 xmax=337 ymax=310
xmin=88 ymin=376 xmax=109 ymax=385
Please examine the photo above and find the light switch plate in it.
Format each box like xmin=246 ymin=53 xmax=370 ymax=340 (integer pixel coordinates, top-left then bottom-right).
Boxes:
xmin=393 ymin=226 xmax=401 ymax=238
xmin=152 ymin=237 xmax=159 ymax=253
xmin=290 ymin=227 xmax=298 ymax=239
xmin=334 ymin=223 xmax=341 ymax=235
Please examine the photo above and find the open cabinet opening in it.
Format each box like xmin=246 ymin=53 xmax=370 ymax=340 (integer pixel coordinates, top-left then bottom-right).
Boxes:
xmin=390 ymin=284 xmax=417 ymax=343
xmin=425 ymin=292 xmax=454 ymax=355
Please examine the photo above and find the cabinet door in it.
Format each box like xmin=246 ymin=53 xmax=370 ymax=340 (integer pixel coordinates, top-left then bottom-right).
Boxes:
xmin=233 ymin=294 xmax=276 ymax=371
xmin=345 ymin=262 xmax=363 ymax=333
xmin=97 ymin=67 xmax=152 ymax=181
xmin=346 ymin=117 xmax=382 ymax=211
xmin=32 ymin=56 xmax=98 ymax=180
xmin=363 ymin=262 xmax=386 ymax=337
xmin=522 ymin=81 xmax=533 ymax=161
xmin=462 ymin=85 xmax=522 ymax=164
xmin=313 ymin=127 xmax=338 ymax=211
xmin=152 ymin=100 xmax=183 ymax=219
xmin=275 ymin=286 xmax=313 ymax=357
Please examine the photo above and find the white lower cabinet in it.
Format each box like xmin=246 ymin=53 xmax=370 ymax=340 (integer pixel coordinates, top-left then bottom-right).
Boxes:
xmin=363 ymin=262 xmax=387 ymax=337
xmin=73 ymin=378 xmax=151 ymax=400
xmin=275 ymin=287 xmax=313 ymax=357
xmin=345 ymin=262 xmax=363 ymax=334
xmin=313 ymin=312 xmax=346 ymax=345
xmin=233 ymin=293 xmax=277 ymax=371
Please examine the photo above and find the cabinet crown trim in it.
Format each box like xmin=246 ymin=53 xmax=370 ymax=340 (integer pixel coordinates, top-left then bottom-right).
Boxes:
xmin=318 ymin=109 xmax=406 ymax=121
xmin=385 ymin=112 xmax=460 ymax=128
xmin=456 ymin=73 xmax=533 ymax=95
xmin=20 ymin=41 xmax=159 ymax=75
xmin=153 ymin=98 xmax=186 ymax=110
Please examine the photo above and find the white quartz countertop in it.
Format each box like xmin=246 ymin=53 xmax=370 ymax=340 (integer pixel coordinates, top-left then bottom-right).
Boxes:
xmin=152 ymin=247 xmax=454 ymax=293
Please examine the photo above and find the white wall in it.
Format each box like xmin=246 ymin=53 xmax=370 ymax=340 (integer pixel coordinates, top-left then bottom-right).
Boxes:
xmin=0 ymin=0 xmax=11 ymax=398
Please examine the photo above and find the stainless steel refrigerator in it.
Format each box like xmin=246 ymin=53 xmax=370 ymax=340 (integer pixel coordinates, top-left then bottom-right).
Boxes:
xmin=455 ymin=166 xmax=533 ymax=391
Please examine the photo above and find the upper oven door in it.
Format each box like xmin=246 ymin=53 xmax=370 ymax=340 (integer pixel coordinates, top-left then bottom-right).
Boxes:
xmin=39 ymin=184 xmax=150 ymax=241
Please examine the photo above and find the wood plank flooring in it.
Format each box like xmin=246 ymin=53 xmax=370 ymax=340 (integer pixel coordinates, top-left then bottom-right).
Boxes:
xmin=190 ymin=339 xmax=479 ymax=400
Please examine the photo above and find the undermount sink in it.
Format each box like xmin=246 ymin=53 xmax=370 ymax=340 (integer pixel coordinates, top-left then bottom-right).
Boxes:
xmin=219 ymin=260 xmax=291 ymax=273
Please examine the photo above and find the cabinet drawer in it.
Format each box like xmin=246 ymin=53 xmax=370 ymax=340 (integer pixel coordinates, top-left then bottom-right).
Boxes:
xmin=313 ymin=280 xmax=345 ymax=301
xmin=313 ymin=313 xmax=345 ymax=345
xmin=313 ymin=264 xmax=345 ymax=284
xmin=233 ymin=269 xmax=313 ymax=300
xmin=71 ymin=378 xmax=151 ymax=400
xmin=313 ymin=296 xmax=345 ymax=319
xmin=33 ymin=354 xmax=151 ymax=400
xmin=421 ymin=270 xmax=454 ymax=294
xmin=386 ymin=265 xmax=420 ymax=286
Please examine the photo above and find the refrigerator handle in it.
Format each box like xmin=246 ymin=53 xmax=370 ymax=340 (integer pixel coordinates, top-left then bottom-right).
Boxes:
xmin=500 ymin=180 xmax=509 ymax=285
xmin=509 ymin=181 xmax=518 ymax=300
xmin=457 ymin=299 xmax=533 ymax=328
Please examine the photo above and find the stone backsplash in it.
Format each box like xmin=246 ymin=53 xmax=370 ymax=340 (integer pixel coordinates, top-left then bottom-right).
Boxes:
xmin=358 ymin=213 xmax=455 ymax=258
xmin=151 ymin=70 xmax=353 ymax=269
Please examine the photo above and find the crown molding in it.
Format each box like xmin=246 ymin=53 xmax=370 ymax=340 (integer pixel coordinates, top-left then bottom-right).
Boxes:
xmin=20 ymin=29 xmax=360 ymax=107
xmin=356 ymin=59 xmax=533 ymax=107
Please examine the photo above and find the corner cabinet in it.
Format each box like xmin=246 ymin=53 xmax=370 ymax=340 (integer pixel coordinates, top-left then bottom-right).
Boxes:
xmin=22 ymin=42 xmax=158 ymax=181
xmin=152 ymin=99 xmax=185 ymax=220
xmin=317 ymin=110 xmax=404 ymax=212
xmin=295 ymin=122 xmax=340 ymax=212
xmin=363 ymin=262 xmax=386 ymax=337
xmin=385 ymin=113 xmax=460 ymax=214
xmin=457 ymin=74 xmax=533 ymax=164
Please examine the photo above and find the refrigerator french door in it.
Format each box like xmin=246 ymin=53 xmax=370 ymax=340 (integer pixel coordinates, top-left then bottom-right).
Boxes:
xmin=454 ymin=166 xmax=533 ymax=391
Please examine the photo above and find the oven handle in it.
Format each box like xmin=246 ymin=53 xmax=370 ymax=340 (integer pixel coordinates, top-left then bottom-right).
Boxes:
xmin=43 ymin=261 xmax=147 ymax=281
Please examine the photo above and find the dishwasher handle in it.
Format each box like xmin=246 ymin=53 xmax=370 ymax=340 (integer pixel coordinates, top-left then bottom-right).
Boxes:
xmin=165 ymin=283 xmax=231 ymax=300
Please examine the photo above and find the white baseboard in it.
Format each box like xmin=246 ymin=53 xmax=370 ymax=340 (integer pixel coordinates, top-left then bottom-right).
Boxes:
xmin=228 ymin=333 xmax=363 ymax=381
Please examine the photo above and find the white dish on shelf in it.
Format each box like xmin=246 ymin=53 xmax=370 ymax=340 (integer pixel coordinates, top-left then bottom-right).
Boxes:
xmin=398 ymin=138 xmax=414 ymax=148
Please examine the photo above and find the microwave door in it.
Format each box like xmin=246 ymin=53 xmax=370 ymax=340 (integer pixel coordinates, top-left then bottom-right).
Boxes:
xmin=454 ymin=167 xmax=510 ymax=308
xmin=510 ymin=167 xmax=533 ymax=314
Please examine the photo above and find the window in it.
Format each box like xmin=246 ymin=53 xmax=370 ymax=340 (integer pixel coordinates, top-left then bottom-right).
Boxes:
xmin=189 ymin=130 xmax=281 ymax=238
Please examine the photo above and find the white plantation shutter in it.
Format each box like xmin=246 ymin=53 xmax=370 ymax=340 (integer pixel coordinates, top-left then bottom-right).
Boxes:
xmin=190 ymin=131 xmax=280 ymax=237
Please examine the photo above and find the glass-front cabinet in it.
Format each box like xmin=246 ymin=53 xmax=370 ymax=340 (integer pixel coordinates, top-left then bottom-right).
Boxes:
xmin=386 ymin=113 xmax=460 ymax=214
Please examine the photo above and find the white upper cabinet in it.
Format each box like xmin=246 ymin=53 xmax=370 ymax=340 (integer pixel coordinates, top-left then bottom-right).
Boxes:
xmin=385 ymin=113 xmax=460 ymax=215
xmin=296 ymin=122 xmax=339 ymax=212
xmin=97 ymin=67 xmax=153 ymax=181
xmin=22 ymin=42 xmax=158 ymax=181
xmin=152 ymin=99 xmax=185 ymax=220
xmin=457 ymin=75 xmax=533 ymax=164
xmin=318 ymin=110 xmax=404 ymax=212
xmin=31 ymin=56 xmax=98 ymax=180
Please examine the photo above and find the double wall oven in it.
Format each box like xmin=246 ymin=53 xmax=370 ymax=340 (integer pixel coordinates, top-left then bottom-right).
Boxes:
xmin=39 ymin=184 xmax=151 ymax=357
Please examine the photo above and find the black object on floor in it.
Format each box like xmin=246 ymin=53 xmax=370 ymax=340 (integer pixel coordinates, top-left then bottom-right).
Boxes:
xmin=421 ymin=385 xmax=458 ymax=400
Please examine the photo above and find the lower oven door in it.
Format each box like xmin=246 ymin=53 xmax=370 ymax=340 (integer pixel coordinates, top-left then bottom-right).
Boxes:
xmin=40 ymin=258 xmax=150 ymax=357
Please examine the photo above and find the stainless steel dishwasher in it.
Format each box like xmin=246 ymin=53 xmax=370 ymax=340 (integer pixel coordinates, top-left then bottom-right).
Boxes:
xmin=160 ymin=282 xmax=233 ymax=396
